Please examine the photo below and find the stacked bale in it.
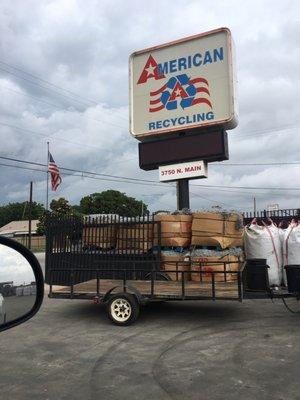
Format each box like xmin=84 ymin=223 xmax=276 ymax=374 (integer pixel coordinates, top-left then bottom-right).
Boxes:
xmin=160 ymin=252 xmax=191 ymax=281
xmin=154 ymin=214 xmax=192 ymax=281
xmin=82 ymin=223 xmax=117 ymax=250
xmin=191 ymin=211 xmax=244 ymax=249
xmin=191 ymin=212 xmax=244 ymax=282
xmin=190 ymin=249 xmax=243 ymax=282
xmin=116 ymin=223 xmax=154 ymax=252
xmin=154 ymin=214 xmax=192 ymax=247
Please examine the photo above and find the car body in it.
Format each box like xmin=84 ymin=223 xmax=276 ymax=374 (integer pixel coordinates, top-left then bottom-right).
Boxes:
xmin=0 ymin=293 xmax=6 ymax=324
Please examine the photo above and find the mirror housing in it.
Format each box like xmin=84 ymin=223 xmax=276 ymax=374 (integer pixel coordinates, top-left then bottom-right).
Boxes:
xmin=0 ymin=236 xmax=44 ymax=332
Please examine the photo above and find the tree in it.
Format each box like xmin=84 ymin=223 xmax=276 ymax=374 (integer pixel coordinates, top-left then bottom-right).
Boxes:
xmin=36 ymin=197 xmax=81 ymax=235
xmin=79 ymin=190 xmax=148 ymax=217
xmin=49 ymin=198 xmax=72 ymax=214
xmin=0 ymin=202 xmax=45 ymax=228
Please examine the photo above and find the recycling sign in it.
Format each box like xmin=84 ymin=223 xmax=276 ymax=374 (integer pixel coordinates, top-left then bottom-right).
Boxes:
xmin=129 ymin=28 xmax=237 ymax=139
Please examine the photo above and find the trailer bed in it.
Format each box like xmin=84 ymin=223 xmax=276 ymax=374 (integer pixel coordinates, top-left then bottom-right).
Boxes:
xmin=50 ymin=278 xmax=241 ymax=301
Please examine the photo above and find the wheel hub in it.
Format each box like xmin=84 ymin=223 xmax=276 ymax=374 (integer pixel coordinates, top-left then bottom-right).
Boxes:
xmin=111 ymin=299 xmax=132 ymax=322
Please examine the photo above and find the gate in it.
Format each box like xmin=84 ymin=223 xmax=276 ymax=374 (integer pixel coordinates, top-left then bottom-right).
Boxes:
xmin=45 ymin=215 xmax=161 ymax=286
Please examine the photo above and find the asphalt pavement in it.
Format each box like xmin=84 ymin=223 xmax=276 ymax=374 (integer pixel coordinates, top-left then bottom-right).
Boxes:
xmin=0 ymin=252 xmax=299 ymax=400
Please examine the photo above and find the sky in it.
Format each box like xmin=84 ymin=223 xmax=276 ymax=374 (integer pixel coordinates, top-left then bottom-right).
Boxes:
xmin=0 ymin=0 xmax=300 ymax=214
xmin=0 ymin=244 xmax=35 ymax=285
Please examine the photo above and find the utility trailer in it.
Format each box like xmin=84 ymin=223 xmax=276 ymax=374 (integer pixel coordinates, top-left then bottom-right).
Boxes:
xmin=45 ymin=215 xmax=298 ymax=325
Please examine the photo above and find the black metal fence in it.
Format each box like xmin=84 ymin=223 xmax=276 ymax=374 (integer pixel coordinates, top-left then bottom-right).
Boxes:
xmin=243 ymin=208 xmax=300 ymax=225
xmin=45 ymin=215 xmax=161 ymax=285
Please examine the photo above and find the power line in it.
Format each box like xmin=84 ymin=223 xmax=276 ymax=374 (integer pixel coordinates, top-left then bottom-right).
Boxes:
xmin=0 ymin=121 xmax=115 ymax=151
xmin=210 ymin=161 xmax=300 ymax=166
xmin=231 ymin=122 xmax=300 ymax=136
xmin=0 ymin=162 xmax=170 ymax=188
xmin=0 ymin=155 xmax=166 ymax=184
xmin=191 ymin=183 xmax=300 ymax=191
xmin=3 ymin=159 xmax=300 ymax=203
xmin=98 ymin=158 xmax=300 ymax=167
xmin=0 ymin=121 xmax=136 ymax=166
xmin=2 ymin=61 xmax=300 ymax=140
xmin=190 ymin=191 xmax=241 ymax=209
xmin=0 ymin=60 xmax=99 ymax=106
xmin=2 ymin=155 xmax=300 ymax=193
xmin=231 ymin=124 xmax=300 ymax=141
xmin=190 ymin=185 xmax=300 ymax=197
xmin=0 ymin=59 xmax=128 ymax=122
xmin=0 ymin=86 xmax=126 ymax=130
xmin=0 ymin=84 xmax=67 ymax=109
xmin=0 ymin=65 xmax=94 ymax=108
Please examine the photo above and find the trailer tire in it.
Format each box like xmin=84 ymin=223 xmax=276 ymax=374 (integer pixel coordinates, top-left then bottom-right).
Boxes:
xmin=107 ymin=293 xmax=140 ymax=326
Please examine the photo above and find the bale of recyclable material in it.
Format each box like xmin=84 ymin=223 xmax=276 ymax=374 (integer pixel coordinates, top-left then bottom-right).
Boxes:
xmin=154 ymin=214 xmax=192 ymax=247
xmin=191 ymin=254 xmax=242 ymax=282
xmin=116 ymin=223 xmax=154 ymax=252
xmin=82 ymin=225 xmax=117 ymax=249
xmin=191 ymin=212 xmax=244 ymax=249
xmin=161 ymin=252 xmax=191 ymax=281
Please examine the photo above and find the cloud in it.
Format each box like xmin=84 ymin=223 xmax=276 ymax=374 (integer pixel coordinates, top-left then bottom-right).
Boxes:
xmin=0 ymin=244 xmax=35 ymax=285
xmin=0 ymin=0 xmax=300 ymax=214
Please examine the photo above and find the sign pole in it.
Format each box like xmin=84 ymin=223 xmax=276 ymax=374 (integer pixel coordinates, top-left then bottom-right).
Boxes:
xmin=177 ymin=179 xmax=190 ymax=210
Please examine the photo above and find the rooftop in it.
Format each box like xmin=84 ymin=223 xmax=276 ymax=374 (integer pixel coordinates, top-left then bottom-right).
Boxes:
xmin=0 ymin=220 xmax=39 ymax=236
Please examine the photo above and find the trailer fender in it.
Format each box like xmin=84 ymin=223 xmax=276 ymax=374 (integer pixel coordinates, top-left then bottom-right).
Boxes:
xmin=103 ymin=285 xmax=144 ymax=305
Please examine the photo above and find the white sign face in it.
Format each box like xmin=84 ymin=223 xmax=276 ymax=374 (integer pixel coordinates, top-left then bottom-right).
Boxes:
xmin=129 ymin=27 xmax=237 ymax=139
xmin=267 ymin=204 xmax=279 ymax=212
xmin=159 ymin=160 xmax=207 ymax=182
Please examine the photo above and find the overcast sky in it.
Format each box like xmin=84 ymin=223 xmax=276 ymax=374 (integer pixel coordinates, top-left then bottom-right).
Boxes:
xmin=0 ymin=244 xmax=34 ymax=285
xmin=0 ymin=0 xmax=300 ymax=214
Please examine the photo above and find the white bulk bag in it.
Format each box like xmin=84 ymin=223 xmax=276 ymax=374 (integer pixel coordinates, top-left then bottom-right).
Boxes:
xmin=283 ymin=221 xmax=300 ymax=266
xmin=244 ymin=221 xmax=282 ymax=286
xmin=278 ymin=225 xmax=290 ymax=286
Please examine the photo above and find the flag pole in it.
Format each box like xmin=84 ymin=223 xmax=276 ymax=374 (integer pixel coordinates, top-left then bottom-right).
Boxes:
xmin=46 ymin=141 xmax=49 ymax=210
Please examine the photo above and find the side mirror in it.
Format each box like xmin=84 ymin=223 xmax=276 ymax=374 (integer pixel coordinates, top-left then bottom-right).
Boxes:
xmin=0 ymin=236 xmax=44 ymax=332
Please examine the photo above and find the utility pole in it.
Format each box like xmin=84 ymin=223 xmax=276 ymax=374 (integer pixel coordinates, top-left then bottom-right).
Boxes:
xmin=28 ymin=181 xmax=33 ymax=250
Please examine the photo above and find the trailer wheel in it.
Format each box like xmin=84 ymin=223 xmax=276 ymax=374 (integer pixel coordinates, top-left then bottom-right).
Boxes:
xmin=107 ymin=293 xmax=140 ymax=326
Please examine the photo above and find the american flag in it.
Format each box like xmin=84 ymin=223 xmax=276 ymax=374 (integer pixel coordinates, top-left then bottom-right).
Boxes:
xmin=48 ymin=152 xmax=62 ymax=191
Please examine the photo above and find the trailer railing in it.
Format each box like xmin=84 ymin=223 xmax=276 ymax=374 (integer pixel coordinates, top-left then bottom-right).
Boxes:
xmin=48 ymin=260 xmax=245 ymax=302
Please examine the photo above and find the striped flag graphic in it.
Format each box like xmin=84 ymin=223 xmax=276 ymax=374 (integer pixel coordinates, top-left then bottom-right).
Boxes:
xmin=48 ymin=152 xmax=62 ymax=191
xmin=149 ymin=74 xmax=212 ymax=112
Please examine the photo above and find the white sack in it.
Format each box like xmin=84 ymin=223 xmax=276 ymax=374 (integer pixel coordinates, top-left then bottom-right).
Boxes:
xmin=244 ymin=222 xmax=282 ymax=286
xmin=278 ymin=227 xmax=288 ymax=286
xmin=282 ymin=222 xmax=300 ymax=286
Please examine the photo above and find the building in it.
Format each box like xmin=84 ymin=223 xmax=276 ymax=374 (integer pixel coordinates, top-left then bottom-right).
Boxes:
xmin=0 ymin=220 xmax=39 ymax=238
xmin=0 ymin=220 xmax=45 ymax=250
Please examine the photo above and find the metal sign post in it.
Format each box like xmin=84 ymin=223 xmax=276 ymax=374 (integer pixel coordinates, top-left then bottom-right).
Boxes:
xmin=177 ymin=179 xmax=190 ymax=210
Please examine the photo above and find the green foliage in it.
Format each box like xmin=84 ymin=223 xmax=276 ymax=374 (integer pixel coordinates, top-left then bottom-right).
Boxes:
xmin=0 ymin=201 xmax=45 ymax=228
xmin=1 ymin=191 xmax=149 ymax=236
xmin=79 ymin=190 xmax=148 ymax=217
xmin=36 ymin=211 xmax=50 ymax=236
xmin=36 ymin=197 xmax=81 ymax=235
xmin=49 ymin=198 xmax=72 ymax=214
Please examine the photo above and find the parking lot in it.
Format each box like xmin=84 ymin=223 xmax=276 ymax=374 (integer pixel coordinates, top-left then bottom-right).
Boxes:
xmin=0 ymin=285 xmax=299 ymax=400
